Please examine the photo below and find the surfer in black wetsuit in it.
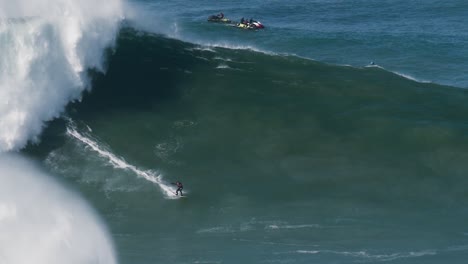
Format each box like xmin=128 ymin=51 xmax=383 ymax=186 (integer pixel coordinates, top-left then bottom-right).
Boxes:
xmin=173 ymin=181 xmax=183 ymax=196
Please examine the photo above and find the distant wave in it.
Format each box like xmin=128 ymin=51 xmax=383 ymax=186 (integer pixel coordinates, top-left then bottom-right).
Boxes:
xmin=266 ymin=224 xmax=322 ymax=230
xmin=295 ymin=249 xmax=437 ymax=262
xmin=197 ymin=220 xmax=326 ymax=234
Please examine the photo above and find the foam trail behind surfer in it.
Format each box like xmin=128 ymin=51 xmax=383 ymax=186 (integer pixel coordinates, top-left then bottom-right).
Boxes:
xmin=66 ymin=121 xmax=177 ymax=198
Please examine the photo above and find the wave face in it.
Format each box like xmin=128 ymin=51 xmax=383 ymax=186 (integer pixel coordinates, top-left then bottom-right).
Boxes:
xmin=24 ymin=29 xmax=468 ymax=263
xmin=0 ymin=154 xmax=116 ymax=264
xmin=0 ymin=0 xmax=123 ymax=152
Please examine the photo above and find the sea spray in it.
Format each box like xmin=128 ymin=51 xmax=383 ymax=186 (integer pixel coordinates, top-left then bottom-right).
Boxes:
xmin=66 ymin=121 xmax=178 ymax=198
xmin=0 ymin=0 xmax=123 ymax=152
xmin=0 ymin=154 xmax=117 ymax=264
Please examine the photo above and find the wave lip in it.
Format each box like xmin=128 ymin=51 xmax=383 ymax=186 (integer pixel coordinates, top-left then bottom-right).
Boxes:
xmin=0 ymin=0 xmax=123 ymax=152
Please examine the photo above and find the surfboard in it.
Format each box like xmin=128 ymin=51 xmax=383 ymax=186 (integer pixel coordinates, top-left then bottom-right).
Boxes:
xmin=174 ymin=193 xmax=187 ymax=198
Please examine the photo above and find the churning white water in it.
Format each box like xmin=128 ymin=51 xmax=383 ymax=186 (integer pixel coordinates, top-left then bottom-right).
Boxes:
xmin=0 ymin=0 xmax=123 ymax=152
xmin=0 ymin=154 xmax=117 ymax=264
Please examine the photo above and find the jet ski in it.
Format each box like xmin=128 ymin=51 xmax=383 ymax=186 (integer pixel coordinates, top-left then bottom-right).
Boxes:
xmin=234 ymin=20 xmax=265 ymax=30
xmin=208 ymin=15 xmax=231 ymax=23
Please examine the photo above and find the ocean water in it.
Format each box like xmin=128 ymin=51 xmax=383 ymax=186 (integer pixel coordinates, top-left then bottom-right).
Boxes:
xmin=2 ymin=0 xmax=468 ymax=263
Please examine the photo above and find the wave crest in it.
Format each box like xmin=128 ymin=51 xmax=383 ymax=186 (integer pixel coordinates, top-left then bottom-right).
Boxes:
xmin=0 ymin=0 xmax=123 ymax=152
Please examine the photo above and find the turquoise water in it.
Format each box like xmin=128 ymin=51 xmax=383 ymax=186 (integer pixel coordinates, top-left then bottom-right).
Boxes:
xmin=2 ymin=1 xmax=468 ymax=263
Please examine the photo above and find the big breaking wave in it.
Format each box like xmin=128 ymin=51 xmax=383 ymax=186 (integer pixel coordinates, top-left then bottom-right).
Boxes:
xmin=0 ymin=0 xmax=123 ymax=152
xmin=0 ymin=1 xmax=125 ymax=263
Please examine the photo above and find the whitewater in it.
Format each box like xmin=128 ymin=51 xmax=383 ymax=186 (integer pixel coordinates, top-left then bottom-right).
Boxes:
xmin=0 ymin=1 xmax=124 ymax=263
xmin=0 ymin=0 xmax=123 ymax=152
xmin=0 ymin=154 xmax=117 ymax=264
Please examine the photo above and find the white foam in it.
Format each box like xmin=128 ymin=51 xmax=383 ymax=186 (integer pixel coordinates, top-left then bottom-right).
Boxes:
xmin=0 ymin=0 xmax=123 ymax=152
xmin=296 ymin=250 xmax=320 ymax=254
xmin=66 ymin=123 xmax=178 ymax=198
xmin=365 ymin=64 xmax=431 ymax=84
xmin=295 ymin=248 xmax=437 ymax=261
xmin=121 ymin=2 xmax=180 ymax=39
xmin=216 ymin=64 xmax=231 ymax=69
xmin=266 ymin=224 xmax=322 ymax=230
xmin=201 ymin=41 xmax=273 ymax=55
xmin=393 ymin=71 xmax=431 ymax=83
xmin=0 ymin=154 xmax=116 ymax=264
